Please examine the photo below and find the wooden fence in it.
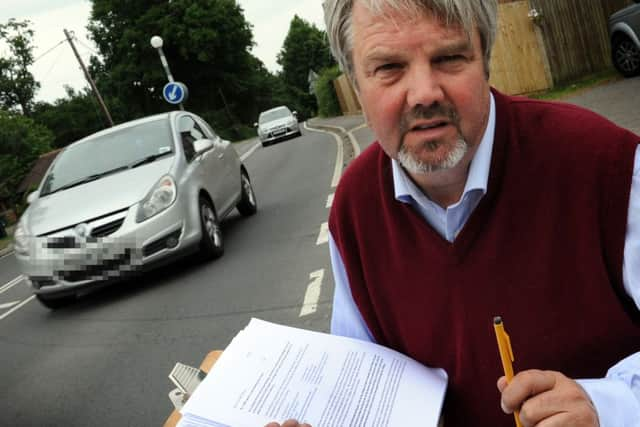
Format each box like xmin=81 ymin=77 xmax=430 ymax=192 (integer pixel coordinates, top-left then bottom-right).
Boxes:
xmin=530 ymin=0 xmax=633 ymax=84
xmin=333 ymin=74 xmax=361 ymax=115
xmin=490 ymin=0 xmax=552 ymax=94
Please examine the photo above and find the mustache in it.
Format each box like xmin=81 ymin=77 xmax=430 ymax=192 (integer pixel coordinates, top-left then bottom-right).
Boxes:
xmin=399 ymin=103 xmax=460 ymax=134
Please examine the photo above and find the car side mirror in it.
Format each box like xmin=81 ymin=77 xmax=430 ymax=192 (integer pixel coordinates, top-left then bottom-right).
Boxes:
xmin=253 ymin=122 xmax=258 ymax=128
xmin=193 ymin=138 xmax=214 ymax=155
xmin=26 ymin=191 xmax=38 ymax=204
xmin=292 ymin=111 xmax=298 ymax=116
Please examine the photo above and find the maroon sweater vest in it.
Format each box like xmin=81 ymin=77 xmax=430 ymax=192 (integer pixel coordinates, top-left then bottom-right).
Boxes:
xmin=329 ymin=90 xmax=640 ymax=427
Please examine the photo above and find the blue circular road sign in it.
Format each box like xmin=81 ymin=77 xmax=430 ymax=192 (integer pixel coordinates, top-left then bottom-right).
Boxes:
xmin=163 ymin=82 xmax=189 ymax=105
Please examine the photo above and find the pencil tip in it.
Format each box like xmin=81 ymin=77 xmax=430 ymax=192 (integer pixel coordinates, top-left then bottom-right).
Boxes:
xmin=493 ymin=316 xmax=502 ymax=324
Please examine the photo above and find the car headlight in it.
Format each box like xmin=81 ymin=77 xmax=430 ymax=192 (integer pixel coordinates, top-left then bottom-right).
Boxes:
xmin=13 ymin=221 xmax=30 ymax=255
xmin=136 ymin=175 xmax=177 ymax=223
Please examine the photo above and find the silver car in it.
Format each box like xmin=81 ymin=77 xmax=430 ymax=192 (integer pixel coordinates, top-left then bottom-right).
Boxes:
xmin=255 ymin=105 xmax=302 ymax=147
xmin=14 ymin=111 xmax=257 ymax=308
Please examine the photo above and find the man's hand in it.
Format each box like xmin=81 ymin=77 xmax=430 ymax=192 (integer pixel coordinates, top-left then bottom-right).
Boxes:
xmin=264 ymin=419 xmax=312 ymax=427
xmin=497 ymin=369 xmax=599 ymax=426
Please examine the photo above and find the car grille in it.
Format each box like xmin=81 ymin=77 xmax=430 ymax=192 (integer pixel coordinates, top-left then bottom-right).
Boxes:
xmin=91 ymin=218 xmax=125 ymax=237
xmin=41 ymin=210 xmax=128 ymax=249
xmin=267 ymin=125 xmax=287 ymax=137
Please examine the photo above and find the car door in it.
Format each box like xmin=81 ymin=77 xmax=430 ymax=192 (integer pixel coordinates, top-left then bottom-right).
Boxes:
xmin=196 ymin=117 xmax=239 ymax=214
xmin=177 ymin=115 xmax=226 ymax=212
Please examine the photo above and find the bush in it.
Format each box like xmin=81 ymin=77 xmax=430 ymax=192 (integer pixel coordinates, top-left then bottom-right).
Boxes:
xmin=0 ymin=111 xmax=54 ymax=208
xmin=315 ymin=66 xmax=343 ymax=118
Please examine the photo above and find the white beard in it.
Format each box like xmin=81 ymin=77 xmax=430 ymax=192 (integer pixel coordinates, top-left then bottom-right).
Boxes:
xmin=397 ymin=138 xmax=468 ymax=174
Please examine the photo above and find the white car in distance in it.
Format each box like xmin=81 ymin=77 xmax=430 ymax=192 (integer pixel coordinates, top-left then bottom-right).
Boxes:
xmin=255 ymin=106 xmax=302 ymax=147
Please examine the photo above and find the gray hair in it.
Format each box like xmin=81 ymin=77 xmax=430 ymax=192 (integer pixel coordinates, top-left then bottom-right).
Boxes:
xmin=323 ymin=0 xmax=498 ymax=83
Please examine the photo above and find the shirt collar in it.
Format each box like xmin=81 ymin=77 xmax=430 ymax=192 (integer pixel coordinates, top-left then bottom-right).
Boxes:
xmin=392 ymin=92 xmax=496 ymax=201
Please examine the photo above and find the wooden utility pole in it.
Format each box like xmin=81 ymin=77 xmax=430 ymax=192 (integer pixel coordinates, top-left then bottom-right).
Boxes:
xmin=63 ymin=29 xmax=114 ymax=127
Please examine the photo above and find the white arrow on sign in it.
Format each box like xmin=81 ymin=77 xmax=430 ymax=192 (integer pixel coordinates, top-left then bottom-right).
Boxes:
xmin=169 ymin=85 xmax=179 ymax=101
xmin=0 ymin=301 xmax=20 ymax=310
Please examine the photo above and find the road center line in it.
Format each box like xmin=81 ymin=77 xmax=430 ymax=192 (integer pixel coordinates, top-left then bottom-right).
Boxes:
xmin=326 ymin=193 xmax=334 ymax=209
xmin=0 ymin=295 xmax=35 ymax=321
xmin=304 ymin=122 xmax=344 ymax=188
xmin=316 ymin=223 xmax=329 ymax=245
xmin=240 ymin=141 xmax=261 ymax=161
xmin=0 ymin=301 xmax=20 ymax=310
xmin=300 ymin=269 xmax=325 ymax=317
xmin=0 ymin=275 xmax=25 ymax=295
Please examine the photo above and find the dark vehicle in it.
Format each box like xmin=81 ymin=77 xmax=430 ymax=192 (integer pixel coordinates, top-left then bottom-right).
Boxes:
xmin=609 ymin=0 xmax=640 ymax=77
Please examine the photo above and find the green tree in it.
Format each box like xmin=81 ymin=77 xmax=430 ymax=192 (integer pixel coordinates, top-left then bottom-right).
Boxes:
xmin=0 ymin=110 xmax=53 ymax=206
xmin=0 ymin=19 xmax=40 ymax=116
xmin=315 ymin=66 xmax=343 ymax=118
xmin=277 ymin=15 xmax=335 ymax=117
xmin=32 ymin=86 xmax=113 ymax=148
xmin=87 ymin=0 xmax=275 ymax=137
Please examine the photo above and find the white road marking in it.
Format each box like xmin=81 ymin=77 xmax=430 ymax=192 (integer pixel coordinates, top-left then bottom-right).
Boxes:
xmin=300 ymin=269 xmax=324 ymax=317
xmin=0 ymin=275 xmax=25 ymax=295
xmin=351 ymin=123 xmax=369 ymax=132
xmin=326 ymin=193 xmax=334 ymax=209
xmin=240 ymin=141 xmax=261 ymax=161
xmin=316 ymin=222 xmax=329 ymax=245
xmin=304 ymin=122 xmax=344 ymax=188
xmin=0 ymin=301 xmax=20 ymax=310
xmin=309 ymin=123 xmax=362 ymax=158
xmin=0 ymin=295 xmax=35 ymax=321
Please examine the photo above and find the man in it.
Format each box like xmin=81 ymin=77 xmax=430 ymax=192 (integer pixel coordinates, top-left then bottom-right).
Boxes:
xmin=269 ymin=0 xmax=640 ymax=426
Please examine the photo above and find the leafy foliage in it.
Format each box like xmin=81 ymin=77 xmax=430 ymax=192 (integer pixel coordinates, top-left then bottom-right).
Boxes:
xmin=86 ymin=0 xmax=276 ymax=137
xmin=0 ymin=110 xmax=53 ymax=205
xmin=315 ymin=66 xmax=343 ymax=118
xmin=32 ymin=87 xmax=110 ymax=148
xmin=277 ymin=15 xmax=336 ymax=118
xmin=0 ymin=19 xmax=40 ymax=116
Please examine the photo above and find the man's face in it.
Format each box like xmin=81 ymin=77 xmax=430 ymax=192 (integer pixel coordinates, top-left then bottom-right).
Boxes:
xmin=351 ymin=2 xmax=491 ymax=176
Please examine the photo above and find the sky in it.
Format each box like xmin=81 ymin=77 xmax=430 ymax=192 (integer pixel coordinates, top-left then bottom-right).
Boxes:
xmin=0 ymin=0 xmax=326 ymax=103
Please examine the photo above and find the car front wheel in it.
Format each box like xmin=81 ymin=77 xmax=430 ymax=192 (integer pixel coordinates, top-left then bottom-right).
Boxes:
xmin=199 ymin=196 xmax=224 ymax=259
xmin=236 ymin=170 xmax=257 ymax=216
xmin=612 ymin=35 xmax=640 ymax=77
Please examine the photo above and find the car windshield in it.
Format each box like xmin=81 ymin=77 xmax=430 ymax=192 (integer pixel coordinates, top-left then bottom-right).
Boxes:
xmin=40 ymin=118 xmax=174 ymax=196
xmin=259 ymin=108 xmax=291 ymax=123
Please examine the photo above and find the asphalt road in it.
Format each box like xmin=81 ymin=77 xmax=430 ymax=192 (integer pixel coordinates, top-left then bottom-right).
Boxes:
xmin=0 ymin=125 xmax=341 ymax=426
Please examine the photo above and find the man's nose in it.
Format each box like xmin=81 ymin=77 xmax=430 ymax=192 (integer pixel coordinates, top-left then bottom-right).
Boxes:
xmin=405 ymin=64 xmax=445 ymax=109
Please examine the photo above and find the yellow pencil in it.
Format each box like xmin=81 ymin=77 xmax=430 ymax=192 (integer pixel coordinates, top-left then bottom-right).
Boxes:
xmin=494 ymin=316 xmax=523 ymax=427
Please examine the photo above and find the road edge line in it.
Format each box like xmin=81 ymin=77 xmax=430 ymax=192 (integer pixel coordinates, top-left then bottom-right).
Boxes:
xmin=304 ymin=122 xmax=344 ymax=188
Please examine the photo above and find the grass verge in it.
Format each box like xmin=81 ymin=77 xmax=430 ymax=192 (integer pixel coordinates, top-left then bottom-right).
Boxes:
xmin=526 ymin=70 xmax=621 ymax=101
xmin=0 ymin=235 xmax=12 ymax=252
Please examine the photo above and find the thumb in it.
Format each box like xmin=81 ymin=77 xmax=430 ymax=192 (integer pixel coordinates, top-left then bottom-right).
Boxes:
xmin=496 ymin=376 xmax=508 ymax=392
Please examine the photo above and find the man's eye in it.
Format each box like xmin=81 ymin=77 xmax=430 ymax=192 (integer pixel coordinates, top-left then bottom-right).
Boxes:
xmin=435 ymin=55 xmax=465 ymax=64
xmin=375 ymin=63 xmax=400 ymax=73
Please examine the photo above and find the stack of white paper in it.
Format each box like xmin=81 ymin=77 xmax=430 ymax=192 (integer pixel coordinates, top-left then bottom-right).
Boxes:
xmin=178 ymin=318 xmax=448 ymax=427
